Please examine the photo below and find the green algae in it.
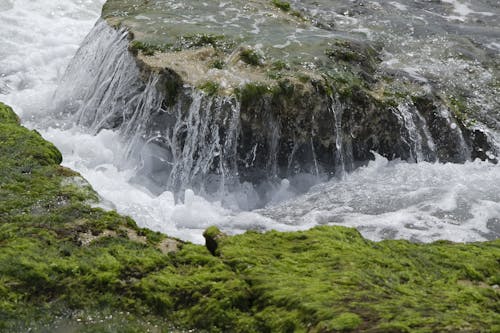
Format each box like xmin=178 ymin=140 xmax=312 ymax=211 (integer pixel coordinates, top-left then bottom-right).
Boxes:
xmin=210 ymin=59 xmax=225 ymax=70
xmin=271 ymin=0 xmax=291 ymax=12
xmin=1 ymin=101 xmax=499 ymax=332
xmin=129 ymin=34 xmax=233 ymax=57
xmin=239 ymin=48 xmax=263 ymax=66
xmin=198 ymin=81 xmax=220 ymax=96
xmin=129 ymin=40 xmax=167 ymax=56
xmin=0 ymin=102 xmax=174 ymax=331
xmin=236 ymin=82 xmax=271 ymax=107
xmin=213 ymin=227 xmax=500 ymax=332
xmin=325 ymin=39 xmax=380 ymax=74
xmin=0 ymin=104 xmax=19 ymax=124
xmin=445 ymin=95 xmax=479 ymax=127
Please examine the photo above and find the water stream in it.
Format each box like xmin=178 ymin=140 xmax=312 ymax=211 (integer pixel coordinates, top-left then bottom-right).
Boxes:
xmin=1 ymin=0 xmax=499 ymax=244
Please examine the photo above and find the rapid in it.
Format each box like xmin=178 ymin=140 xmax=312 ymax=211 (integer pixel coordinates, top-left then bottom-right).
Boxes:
xmin=1 ymin=0 xmax=499 ymax=244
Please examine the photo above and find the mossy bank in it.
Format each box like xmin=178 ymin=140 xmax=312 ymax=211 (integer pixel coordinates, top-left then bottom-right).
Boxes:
xmin=1 ymin=101 xmax=500 ymax=332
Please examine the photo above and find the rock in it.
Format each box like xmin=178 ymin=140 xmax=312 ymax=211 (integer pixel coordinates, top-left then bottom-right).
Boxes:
xmin=203 ymin=226 xmax=226 ymax=255
xmin=54 ymin=0 xmax=497 ymax=197
xmin=1 ymin=102 xmax=499 ymax=331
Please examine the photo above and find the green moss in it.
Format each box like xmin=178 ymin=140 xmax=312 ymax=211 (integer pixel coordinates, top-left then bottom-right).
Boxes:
xmin=272 ymin=0 xmax=291 ymax=12
xmin=447 ymin=95 xmax=478 ymax=126
xmin=319 ymin=312 xmax=363 ymax=331
xmin=236 ymin=82 xmax=270 ymax=106
xmin=296 ymin=73 xmax=310 ymax=84
xmin=0 ymin=104 xmax=174 ymax=330
xmin=0 ymin=123 xmax=62 ymax=167
xmin=326 ymin=46 xmax=360 ymax=63
xmin=215 ymin=226 xmax=500 ymax=332
xmin=129 ymin=40 xmax=168 ymax=56
xmin=266 ymin=70 xmax=284 ymax=80
xmin=324 ymin=69 xmax=366 ymax=99
xmin=129 ymin=34 xmax=233 ymax=55
xmin=267 ymin=61 xmax=290 ymax=79
xmin=0 ymin=103 xmax=20 ymax=124
xmin=325 ymin=39 xmax=380 ymax=73
xmin=198 ymin=81 xmax=220 ymax=96
xmin=272 ymin=60 xmax=288 ymax=71
xmin=210 ymin=59 xmax=225 ymax=69
xmin=203 ymin=226 xmax=225 ymax=255
xmin=1 ymin=102 xmax=499 ymax=332
xmin=272 ymin=79 xmax=295 ymax=98
xmin=290 ymin=10 xmax=304 ymax=19
xmin=236 ymin=80 xmax=297 ymax=108
xmin=240 ymin=48 xmax=263 ymax=66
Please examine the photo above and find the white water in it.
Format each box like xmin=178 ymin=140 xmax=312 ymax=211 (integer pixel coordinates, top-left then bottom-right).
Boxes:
xmin=1 ymin=0 xmax=499 ymax=244
xmin=0 ymin=0 xmax=105 ymax=118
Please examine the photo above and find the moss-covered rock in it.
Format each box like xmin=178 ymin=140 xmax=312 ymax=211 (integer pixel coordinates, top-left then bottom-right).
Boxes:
xmin=214 ymin=227 xmax=500 ymax=332
xmin=1 ymin=101 xmax=498 ymax=332
xmin=0 ymin=102 xmax=177 ymax=330
xmin=92 ymin=0 xmax=496 ymax=191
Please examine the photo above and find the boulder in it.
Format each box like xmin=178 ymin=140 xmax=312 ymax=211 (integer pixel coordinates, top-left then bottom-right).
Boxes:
xmin=55 ymin=0 xmax=497 ymax=196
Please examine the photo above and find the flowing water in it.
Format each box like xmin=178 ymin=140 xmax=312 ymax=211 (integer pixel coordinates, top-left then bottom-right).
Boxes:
xmin=1 ymin=0 xmax=499 ymax=244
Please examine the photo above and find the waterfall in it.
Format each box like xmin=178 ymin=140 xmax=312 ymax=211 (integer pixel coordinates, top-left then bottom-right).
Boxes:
xmin=158 ymin=92 xmax=241 ymax=195
xmin=52 ymin=19 xmax=242 ymax=199
xmin=267 ymin=119 xmax=281 ymax=178
xmin=438 ymin=105 xmax=472 ymax=161
xmin=4 ymin=0 xmax=495 ymax=244
xmin=329 ymin=95 xmax=353 ymax=178
xmin=50 ymin=17 xmax=491 ymax=211
xmin=395 ymin=102 xmax=437 ymax=162
xmin=53 ymin=20 xmax=143 ymax=134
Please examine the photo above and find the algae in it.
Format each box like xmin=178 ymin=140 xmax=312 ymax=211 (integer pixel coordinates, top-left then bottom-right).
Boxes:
xmin=198 ymin=81 xmax=220 ymax=96
xmin=213 ymin=226 xmax=500 ymax=332
xmin=240 ymin=48 xmax=264 ymax=66
xmin=1 ymin=101 xmax=499 ymax=332
xmin=271 ymin=0 xmax=291 ymax=12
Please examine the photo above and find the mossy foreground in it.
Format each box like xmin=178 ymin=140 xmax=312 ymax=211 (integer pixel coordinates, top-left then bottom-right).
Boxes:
xmin=1 ymin=101 xmax=499 ymax=332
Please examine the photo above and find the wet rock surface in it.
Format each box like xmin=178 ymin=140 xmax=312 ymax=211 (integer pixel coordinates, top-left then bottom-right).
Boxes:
xmin=54 ymin=0 xmax=499 ymax=199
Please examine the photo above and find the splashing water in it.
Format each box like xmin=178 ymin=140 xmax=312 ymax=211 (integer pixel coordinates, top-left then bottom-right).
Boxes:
xmin=1 ymin=0 xmax=499 ymax=244
xmin=0 ymin=0 xmax=106 ymax=117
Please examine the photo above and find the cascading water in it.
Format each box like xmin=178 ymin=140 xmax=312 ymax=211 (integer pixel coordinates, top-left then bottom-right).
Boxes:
xmin=1 ymin=0 xmax=499 ymax=244
xmin=395 ymin=102 xmax=436 ymax=162
xmin=156 ymin=92 xmax=241 ymax=197
xmin=53 ymin=20 xmax=244 ymax=199
xmin=329 ymin=96 xmax=354 ymax=178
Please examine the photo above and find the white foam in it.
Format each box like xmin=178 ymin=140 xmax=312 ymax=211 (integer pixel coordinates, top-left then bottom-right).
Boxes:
xmin=389 ymin=2 xmax=408 ymax=11
xmin=37 ymin=126 xmax=316 ymax=243
xmin=41 ymin=128 xmax=500 ymax=244
xmin=441 ymin=0 xmax=495 ymax=21
xmin=442 ymin=0 xmax=474 ymax=17
xmin=259 ymin=153 xmax=500 ymax=242
xmin=486 ymin=42 xmax=500 ymax=52
xmin=0 ymin=0 xmax=105 ymax=117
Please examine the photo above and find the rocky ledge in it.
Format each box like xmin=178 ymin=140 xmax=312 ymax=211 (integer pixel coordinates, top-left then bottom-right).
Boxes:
xmin=53 ymin=0 xmax=497 ymax=199
xmin=1 ymin=102 xmax=499 ymax=332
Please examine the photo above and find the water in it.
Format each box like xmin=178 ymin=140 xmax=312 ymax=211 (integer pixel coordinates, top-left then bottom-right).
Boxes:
xmin=290 ymin=0 xmax=500 ymax=128
xmin=0 ymin=0 xmax=105 ymax=118
xmin=1 ymin=0 xmax=499 ymax=244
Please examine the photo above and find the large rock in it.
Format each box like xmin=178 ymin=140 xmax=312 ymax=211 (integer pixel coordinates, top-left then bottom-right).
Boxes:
xmin=56 ymin=0 xmax=497 ymax=197
xmin=1 ymin=102 xmax=499 ymax=332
